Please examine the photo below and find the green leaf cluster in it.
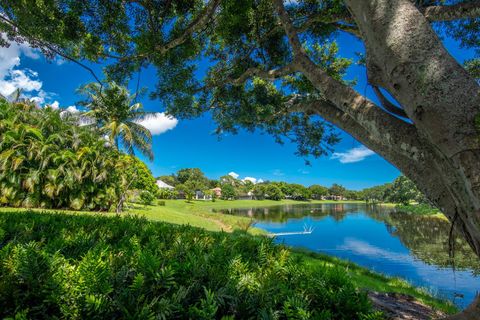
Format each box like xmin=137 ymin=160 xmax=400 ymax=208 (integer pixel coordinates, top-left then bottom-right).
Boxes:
xmin=0 ymin=211 xmax=377 ymax=319
xmin=78 ymin=82 xmax=154 ymax=160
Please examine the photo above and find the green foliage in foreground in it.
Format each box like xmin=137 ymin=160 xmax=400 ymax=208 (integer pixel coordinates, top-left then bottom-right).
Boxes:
xmin=0 ymin=211 xmax=379 ymax=319
xmin=294 ymin=250 xmax=457 ymax=315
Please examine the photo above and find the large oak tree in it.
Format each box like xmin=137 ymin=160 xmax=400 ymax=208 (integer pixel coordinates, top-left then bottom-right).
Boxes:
xmin=1 ymin=1 xmax=479 ymax=315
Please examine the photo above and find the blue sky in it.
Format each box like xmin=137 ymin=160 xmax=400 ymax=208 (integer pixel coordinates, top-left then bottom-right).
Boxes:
xmin=0 ymin=30 xmax=474 ymax=190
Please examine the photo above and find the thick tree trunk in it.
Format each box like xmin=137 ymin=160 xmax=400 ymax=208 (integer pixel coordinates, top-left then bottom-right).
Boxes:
xmin=274 ymin=0 xmax=480 ymax=315
xmin=344 ymin=0 xmax=480 ymax=262
xmin=340 ymin=1 xmax=480 ymax=317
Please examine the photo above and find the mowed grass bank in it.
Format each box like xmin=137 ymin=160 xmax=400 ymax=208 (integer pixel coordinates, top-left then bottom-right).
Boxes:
xmin=293 ymin=250 xmax=457 ymax=314
xmin=0 ymin=199 xmax=364 ymax=234
xmin=131 ymin=199 xmax=364 ymax=234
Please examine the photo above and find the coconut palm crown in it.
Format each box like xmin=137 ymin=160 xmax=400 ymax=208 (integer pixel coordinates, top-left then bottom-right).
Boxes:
xmin=78 ymin=82 xmax=154 ymax=160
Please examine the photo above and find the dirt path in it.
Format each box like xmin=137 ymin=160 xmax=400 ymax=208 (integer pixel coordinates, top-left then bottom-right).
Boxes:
xmin=202 ymin=216 xmax=232 ymax=232
xmin=368 ymin=292 xmax=446 ymax=319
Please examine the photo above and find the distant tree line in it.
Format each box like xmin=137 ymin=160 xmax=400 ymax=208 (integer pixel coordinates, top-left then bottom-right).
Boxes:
xmin=157 ymin=168 xmax=425 ymax=205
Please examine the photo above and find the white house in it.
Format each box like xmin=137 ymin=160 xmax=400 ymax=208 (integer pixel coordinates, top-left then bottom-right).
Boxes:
xmin=156 ymin=180 xmax=174 ymax=190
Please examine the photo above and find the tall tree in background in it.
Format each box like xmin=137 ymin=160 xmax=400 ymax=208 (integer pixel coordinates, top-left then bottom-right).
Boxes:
xmin=329 ymin=184 xmax=347 ymax=197
xmin=309 ymin=185 xmax=329 ymax=200
xmin=78 ymin=82 xmax=154 ymax=160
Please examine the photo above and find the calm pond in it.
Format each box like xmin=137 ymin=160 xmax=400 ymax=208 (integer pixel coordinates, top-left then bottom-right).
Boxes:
xmin=218 ymin=203 xmax=480 ymax=309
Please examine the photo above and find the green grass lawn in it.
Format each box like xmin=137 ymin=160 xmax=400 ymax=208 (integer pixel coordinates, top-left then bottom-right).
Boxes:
xmin=0 ymin=199 xmax=364 ymax=234
xmin=127 ymin=199 xmax=365 ymax=234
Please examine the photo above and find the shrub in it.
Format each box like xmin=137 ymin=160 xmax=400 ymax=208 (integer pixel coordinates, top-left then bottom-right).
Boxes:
xmin=395 ymin=203 xmax=440 ymax=215
xmin=158 ymin=200 xmax=166 ymax=206
xmin=158 ymin=188 xmax=178 ymax=199
xmin=220 ymin=184 xmax=237 ymax=200
xmin=265 ymin=184 xmax=284 ymax=201
xmin=0 ymin=211 xmax=376 ymax=319
xmin=139 ymin=190 xmax=155 ymax=205
xmin=0 ymin=100 xmax=131 ymax=211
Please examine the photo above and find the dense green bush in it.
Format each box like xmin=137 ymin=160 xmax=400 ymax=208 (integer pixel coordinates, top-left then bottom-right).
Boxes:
xmin=0 ymin=211 xmax=376 ymax=319
xmin=395 ymin=204 xmax=440 ymax=216
xmin=0 ymin=100 xmax=127 ymax=211
xmin=157 ymin=188 xmax=178 ymax=199
xmin=0 ymin=100 xmax=157 ymax=211
xmin=265 ymin=184 xmax=284 ymax=201
xmin=139 ymin=190 xmax=156 ymax=205
xmin=220 ymin=184 xmax=237 ymax=200
xmin=122 ymin=155 xmax=159 ymax=197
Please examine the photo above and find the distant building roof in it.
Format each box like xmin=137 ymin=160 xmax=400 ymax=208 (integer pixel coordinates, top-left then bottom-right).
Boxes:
xmin=156 ymin=180 xmax=174 ymax=189
xmin=211 ymin=187 xmax=222 ymax=196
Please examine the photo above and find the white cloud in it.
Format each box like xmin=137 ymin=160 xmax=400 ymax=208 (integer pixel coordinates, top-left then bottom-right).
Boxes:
xmin=49 ymin=101 xmax=60 ymax=110
xmin=331 ymin=146 xmax=375 ymax=164
xmin=257 ymin=179 xmax=264 ymax=184
xmin=0 ymin=36 xmax=52 ymax=104
xmin=0 ymin=40 xmax=38 ymax=79
xmin=30 ymin=90 xmax=54 ymax=105
xmin=228 ymin=172 xmax=239 ymax=179
xmin=227 ymin=172 xmax=262 ymax=184
xmin=272 ymin=169 xmax=284 ymax=176
xmin=0 ymin=69 xmax=42 ymax=97
xmin=243 ymin=177 xmax=257 ymax=184
xmin=135 ymin=112 xmax=178 ymax=135
xmin=66 ymin=105 xmax=80 ymax=113
xmin=59 ymin=105 xmax=81 ymax=119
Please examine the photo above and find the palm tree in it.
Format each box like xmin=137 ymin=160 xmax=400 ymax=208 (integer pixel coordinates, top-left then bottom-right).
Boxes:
xmin=77 ymin=82 xmax=154 ymax=160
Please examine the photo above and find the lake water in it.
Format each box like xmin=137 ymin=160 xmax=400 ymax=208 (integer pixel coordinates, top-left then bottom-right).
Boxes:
xmin=219 ymin=203 xmax=480 ymax=309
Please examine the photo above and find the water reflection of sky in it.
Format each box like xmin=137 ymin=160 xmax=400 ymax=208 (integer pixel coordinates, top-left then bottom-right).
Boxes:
xmin=251 ymin=209 xmax=480 ymax=309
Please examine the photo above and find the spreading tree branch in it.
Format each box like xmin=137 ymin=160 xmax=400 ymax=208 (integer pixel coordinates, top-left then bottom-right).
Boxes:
xmin=295 ymin=12 xmax=360 ymax=37
xmin=420 ymin=1 xmax=480 ymax=21
xmin=294 ymin=98 xmax=424 ymax=164
xmin=272 ymin=0 xmax=428 ymax=163
xmin=230 ymin=63 xmax=298 ymax=85
xmin=155 ymin=0 xmax=221 ymax=55
xmin=274 ymin=1 xmax=414 ymax=135
xmin=0 ymin=15 xmax=103 ymax=86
